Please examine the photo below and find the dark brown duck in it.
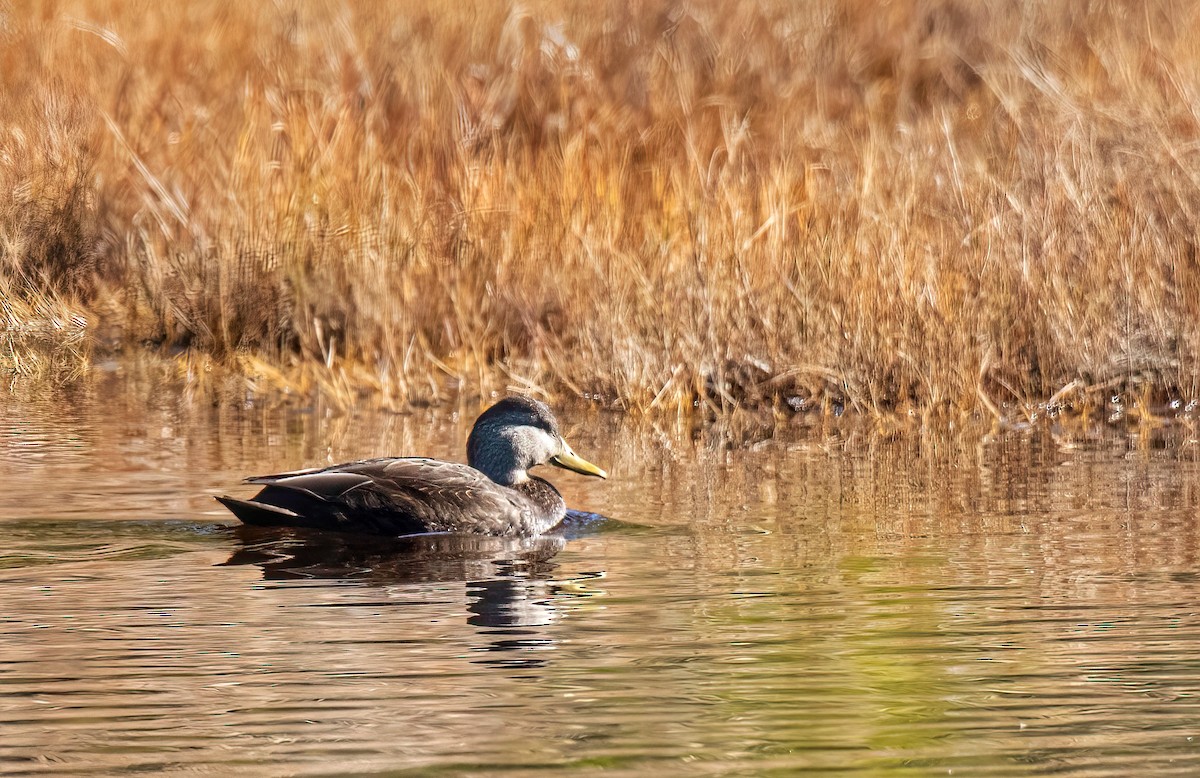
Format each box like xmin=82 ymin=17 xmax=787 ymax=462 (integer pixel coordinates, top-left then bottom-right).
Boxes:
xmin=216 ymin=396 xmax=607 ymax=536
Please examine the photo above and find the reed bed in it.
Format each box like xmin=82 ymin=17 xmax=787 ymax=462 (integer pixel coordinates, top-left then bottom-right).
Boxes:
xmin=3 ymin=0 xmax=1200 ymax=420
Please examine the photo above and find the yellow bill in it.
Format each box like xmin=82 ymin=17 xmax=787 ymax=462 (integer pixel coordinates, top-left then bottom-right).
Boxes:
xmin=551 ymin=442 xmax=608 ymax=479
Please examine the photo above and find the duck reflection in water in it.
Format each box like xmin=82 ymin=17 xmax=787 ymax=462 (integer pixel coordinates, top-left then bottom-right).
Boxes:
xmin=221 ymin=514 xmax=608 ymax=668
xmin=224 ymin=526 xmax=566 ymax=587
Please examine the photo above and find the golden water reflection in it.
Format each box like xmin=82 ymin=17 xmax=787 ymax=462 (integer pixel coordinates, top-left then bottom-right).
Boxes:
xmin=1 ymin=366 xmax=1199 ymax=774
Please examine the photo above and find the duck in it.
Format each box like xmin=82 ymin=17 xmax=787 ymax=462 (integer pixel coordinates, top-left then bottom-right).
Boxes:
xmin=215 ymin=396 xmax=607 ymax=537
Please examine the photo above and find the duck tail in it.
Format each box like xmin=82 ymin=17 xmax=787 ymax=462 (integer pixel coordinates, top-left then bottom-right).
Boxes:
xmin=215 ymin=495 xmax=300 ymax=527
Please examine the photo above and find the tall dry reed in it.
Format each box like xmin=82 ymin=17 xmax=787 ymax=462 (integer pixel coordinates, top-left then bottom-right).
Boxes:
xmin=3 ymin=0 xmax=1200 ymax=417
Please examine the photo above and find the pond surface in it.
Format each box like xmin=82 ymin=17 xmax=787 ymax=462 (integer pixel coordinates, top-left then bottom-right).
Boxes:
xmin=2 ymin=365 xmax=1200 ymax=775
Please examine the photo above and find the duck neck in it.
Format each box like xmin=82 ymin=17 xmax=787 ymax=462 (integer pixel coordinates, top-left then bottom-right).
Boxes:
xmin=467 ymin=426 xmax=534 ymax=486
xmin=470 ymin=452 xmax=526 ymax=487
xmin=513 ymin=476 xmax=566 ymax=529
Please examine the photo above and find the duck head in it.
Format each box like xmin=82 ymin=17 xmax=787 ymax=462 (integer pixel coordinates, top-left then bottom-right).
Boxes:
xmin=467 ymin=396 xmax=608 ymax=486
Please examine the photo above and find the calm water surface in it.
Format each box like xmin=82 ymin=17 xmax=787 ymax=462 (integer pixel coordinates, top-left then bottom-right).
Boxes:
xmin=2 ymin=366 xmax=1200 ymax=775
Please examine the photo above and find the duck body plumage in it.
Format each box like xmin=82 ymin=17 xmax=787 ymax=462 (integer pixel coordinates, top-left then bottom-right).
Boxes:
xmin=217 ymin=456 xmax=567 ymax=536
xmin=216 ymin=396 xmax=607 ymax=537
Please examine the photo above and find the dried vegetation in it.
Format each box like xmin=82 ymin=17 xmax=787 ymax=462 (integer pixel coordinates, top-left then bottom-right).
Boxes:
xmin=3 ymin=0 xmax=1200 ymax=422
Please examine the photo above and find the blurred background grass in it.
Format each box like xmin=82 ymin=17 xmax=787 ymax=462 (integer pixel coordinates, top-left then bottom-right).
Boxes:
xmin=2 ymin=0 xmax=1199 ymax=418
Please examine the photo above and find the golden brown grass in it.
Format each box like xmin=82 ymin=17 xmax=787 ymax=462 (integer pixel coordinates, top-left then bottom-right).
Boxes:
xmin=0 ymin=287 xmax=89 ymax=383
xmin=3 ymin=0 xmax=1200 ymax=420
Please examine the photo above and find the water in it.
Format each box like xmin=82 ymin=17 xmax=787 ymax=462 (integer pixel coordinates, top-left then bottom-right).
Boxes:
xmin=3 ymin=365 xmax=1200 ymax=775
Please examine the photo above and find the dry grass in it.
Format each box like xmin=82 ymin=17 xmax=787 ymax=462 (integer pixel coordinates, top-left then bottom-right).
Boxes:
xmin=3 ymin=0 xmax=1200 ymax=420
xmin=0 ymin=285 xmax=90 ymax=383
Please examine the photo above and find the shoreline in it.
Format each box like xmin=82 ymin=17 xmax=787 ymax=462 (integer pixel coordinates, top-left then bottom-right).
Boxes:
xmin=6 ymin=335 xmax=1198 ymax=440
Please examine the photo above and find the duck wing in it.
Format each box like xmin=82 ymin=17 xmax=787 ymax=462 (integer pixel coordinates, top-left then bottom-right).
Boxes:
xmin=218 ymin=457 xmax=534 ymax=536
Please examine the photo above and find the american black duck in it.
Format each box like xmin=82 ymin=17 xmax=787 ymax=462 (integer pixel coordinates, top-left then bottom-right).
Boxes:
xmin=215 ymin=396 xmax=606 ymax=536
